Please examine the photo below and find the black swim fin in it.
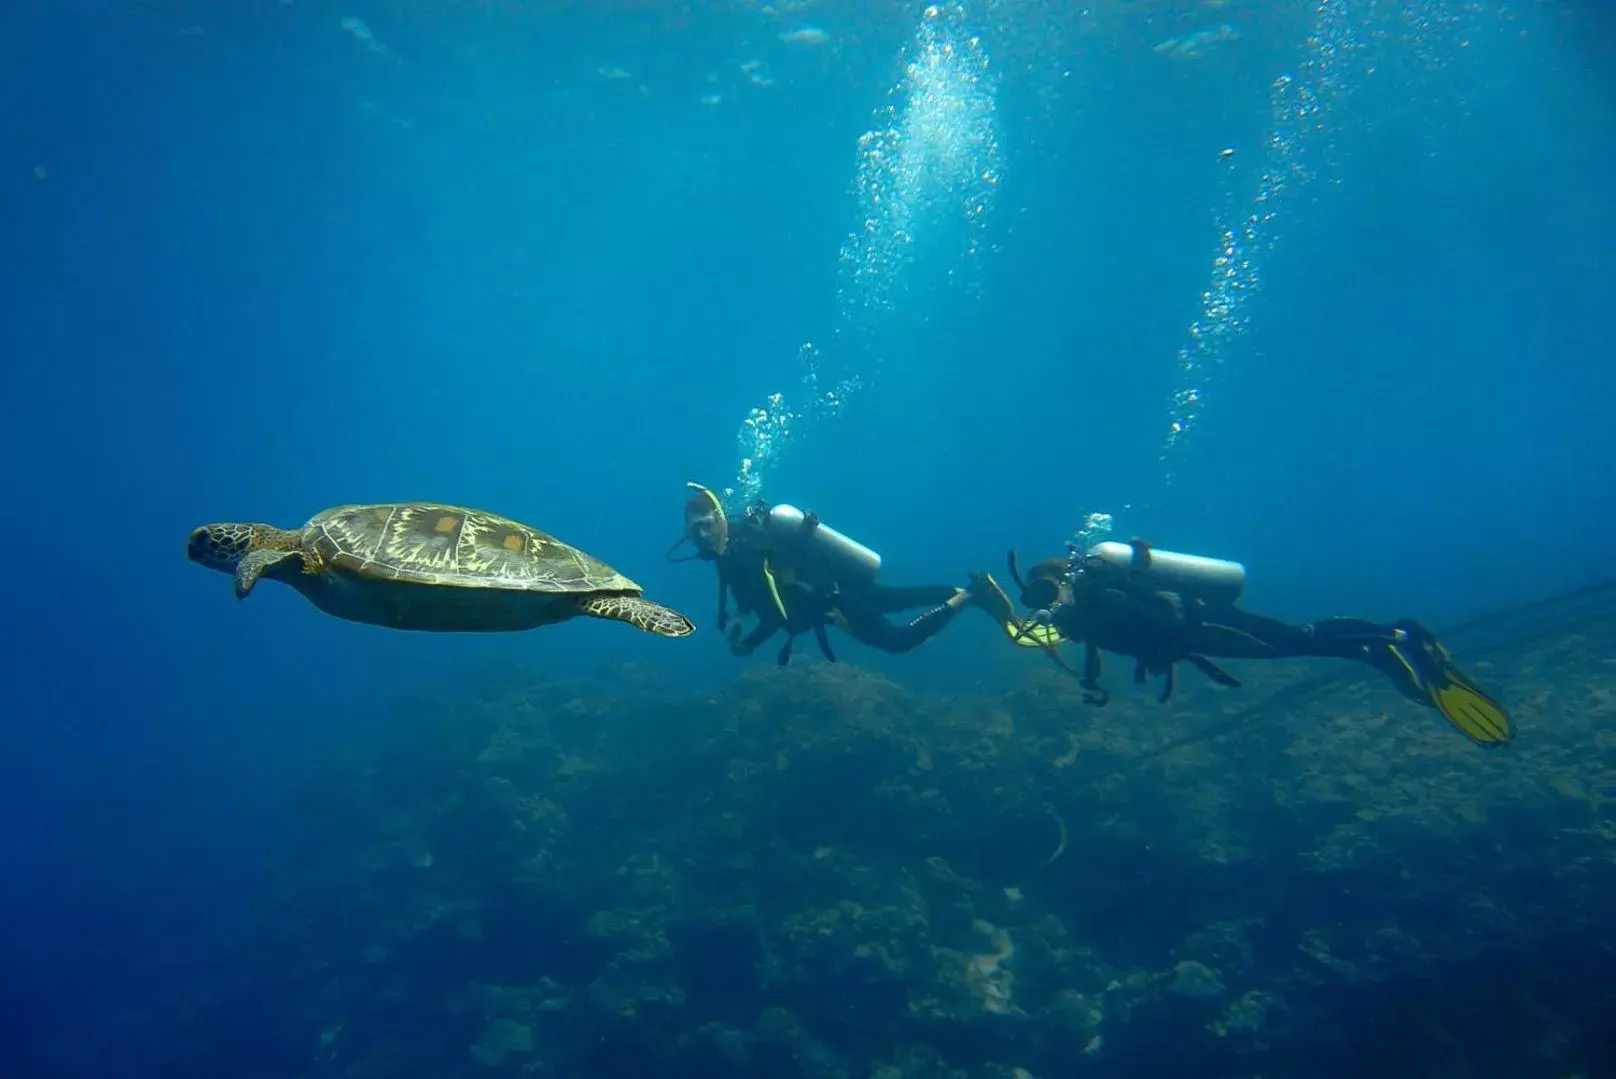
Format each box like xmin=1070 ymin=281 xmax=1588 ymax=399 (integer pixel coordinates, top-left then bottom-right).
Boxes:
xmin=1376 ymin=621 xmax=1514 ymax=747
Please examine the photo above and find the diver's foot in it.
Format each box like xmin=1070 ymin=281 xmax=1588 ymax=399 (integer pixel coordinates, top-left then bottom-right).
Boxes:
xmin=1382 ymin=619 xmax=1514 ymax=748
xmin=1389 ymin=619 xmax=1451 ymax=668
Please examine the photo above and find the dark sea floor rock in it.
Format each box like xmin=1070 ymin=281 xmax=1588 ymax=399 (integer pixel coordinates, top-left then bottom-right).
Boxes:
xmin=165 ymin=586 xmax=1616 ymax=1078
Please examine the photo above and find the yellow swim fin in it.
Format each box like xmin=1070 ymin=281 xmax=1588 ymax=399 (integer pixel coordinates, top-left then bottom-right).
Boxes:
xmin=1014 ymin=622 xmax=1066 ymax=648
xmin=1384 ymin=623 xmax=1513 ymax=747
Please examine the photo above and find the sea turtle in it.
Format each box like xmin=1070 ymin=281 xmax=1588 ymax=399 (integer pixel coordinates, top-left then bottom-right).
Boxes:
xmin=186 ymin=502 xmax=695 ymax=637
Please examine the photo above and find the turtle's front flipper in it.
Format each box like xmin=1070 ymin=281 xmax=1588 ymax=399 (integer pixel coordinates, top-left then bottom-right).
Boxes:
xmin=235 ymin=549 xmax=300 ymax=599
xmin=581 ymin=595 xmax=696 ymax=637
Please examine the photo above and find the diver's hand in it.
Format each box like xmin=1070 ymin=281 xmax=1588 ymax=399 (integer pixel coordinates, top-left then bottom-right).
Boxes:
xmin=1079 ymin=675 xmax=1110 ymax=707
xmin=800 ymin=510 xmax=821 ymax=535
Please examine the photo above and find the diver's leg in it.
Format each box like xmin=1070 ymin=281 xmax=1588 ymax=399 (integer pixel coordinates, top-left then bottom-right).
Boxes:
xmin=1299 ymin=616 xmax=1405 ymax=654
xmin=1293 ymin=617 xmax=1447 ymax=702
xmin=1198 ymin=608 xmax=1415 ymax=683
xmin=838 ymin=595 xmax=965 ymax=655
xmin=1186 ymin=606 xmax=1312 ymax=658
xmin=729 ymin=612 xmax=784 ymax=657
xmin=812 ymin=623 xmax=838 ymax=663
xmin=863 ymin=582 xmax=964 ymax=613
xmin=1192 ymin=606 xmax=1406 ymax=660
xmin=1204 ymin=609 xmax=1512 ymax=745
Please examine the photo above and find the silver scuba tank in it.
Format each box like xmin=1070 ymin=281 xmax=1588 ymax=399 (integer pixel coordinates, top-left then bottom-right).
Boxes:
xmin=1085 ymin=540 xmax=1246 ymax=604
xmin=766 ymin=504 xmax=882 ymax=582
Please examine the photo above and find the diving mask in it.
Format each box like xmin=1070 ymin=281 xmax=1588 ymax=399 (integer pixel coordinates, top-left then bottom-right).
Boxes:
xmin=1007 ymin=549 xmax=1071 ymax=610
xmin=668 ymin=481 xmax=729 ymax=562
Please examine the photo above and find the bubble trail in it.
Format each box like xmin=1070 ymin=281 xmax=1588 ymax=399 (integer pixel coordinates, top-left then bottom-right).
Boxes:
xmin=731 ymin=1 xmax=1002 ymax=505
xmin=1156 ymin=0 xmax=1359 ymax=490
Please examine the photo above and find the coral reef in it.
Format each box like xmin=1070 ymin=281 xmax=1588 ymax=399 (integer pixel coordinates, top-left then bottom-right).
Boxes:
xmin=168 ymin=592 xmax=1616 ymax=1077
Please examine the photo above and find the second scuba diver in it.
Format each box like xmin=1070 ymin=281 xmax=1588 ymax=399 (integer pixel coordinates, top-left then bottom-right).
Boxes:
xmin=980 ymin=538 xmax=1514 ymax=748
xmin=669 ymin=483 xmax=997 ymax=666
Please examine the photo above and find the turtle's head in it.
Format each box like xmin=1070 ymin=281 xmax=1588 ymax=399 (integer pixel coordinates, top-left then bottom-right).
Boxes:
xmin=187 ymin=523 xmax=258 ymax=574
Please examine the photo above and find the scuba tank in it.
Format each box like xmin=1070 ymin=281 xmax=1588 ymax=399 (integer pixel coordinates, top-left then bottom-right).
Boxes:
xmin=1084 ymin=540 xmax=1246 ymax=604
xmin=764 ymin=503 xmax=882 ymax=583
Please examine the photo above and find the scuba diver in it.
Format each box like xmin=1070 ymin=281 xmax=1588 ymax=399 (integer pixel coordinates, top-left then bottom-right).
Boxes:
xmin=668 ymin=483 xmax=995 ymax=666
xmin=978 ymin=538 xmax=1514 ymax=748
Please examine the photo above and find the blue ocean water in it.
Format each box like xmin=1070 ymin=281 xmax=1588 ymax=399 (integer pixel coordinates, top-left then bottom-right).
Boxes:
xmin=2 ymin=1 xmax=1613 ymax=1075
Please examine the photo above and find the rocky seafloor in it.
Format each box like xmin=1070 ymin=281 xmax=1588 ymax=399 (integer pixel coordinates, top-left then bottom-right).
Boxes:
xmin=163 ymin=586 xmax=1616 ymax=1078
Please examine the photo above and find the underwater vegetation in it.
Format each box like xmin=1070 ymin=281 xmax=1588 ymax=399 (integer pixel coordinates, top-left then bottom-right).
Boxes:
xmin=150 ymin=584 xmax=1616 ymax=1078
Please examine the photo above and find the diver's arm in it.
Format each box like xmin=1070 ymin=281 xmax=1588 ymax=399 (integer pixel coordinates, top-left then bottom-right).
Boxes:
xmin=731 ymin=616 xmax=780 ymax=656
xmin=1080 ymin=642 xmax=1110 ymax=706
xmin=812 ymin=622 xmax=838 ymax=663
xmin=715 ymin=561 xmax=732 ymax=631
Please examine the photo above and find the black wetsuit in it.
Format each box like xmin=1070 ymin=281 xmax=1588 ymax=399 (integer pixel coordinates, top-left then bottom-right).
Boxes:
xmin=830 ymin=583 xmax=964 ymax=654
xmin=714 ymin=530 xmax=964 ymax=665
xmin=1050 ymin=570 xmax=1415 ymax=705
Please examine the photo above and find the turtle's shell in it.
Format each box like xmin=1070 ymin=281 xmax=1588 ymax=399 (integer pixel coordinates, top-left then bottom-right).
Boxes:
xmin=303 ymin=503 xmax=640 ymax=594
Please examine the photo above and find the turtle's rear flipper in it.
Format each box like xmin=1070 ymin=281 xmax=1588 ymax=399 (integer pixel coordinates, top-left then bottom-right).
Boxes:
xmin=234 ymin=549 xmax=300 ymax=599
xmin=581 ymin=595 xmax=696 ymax=637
